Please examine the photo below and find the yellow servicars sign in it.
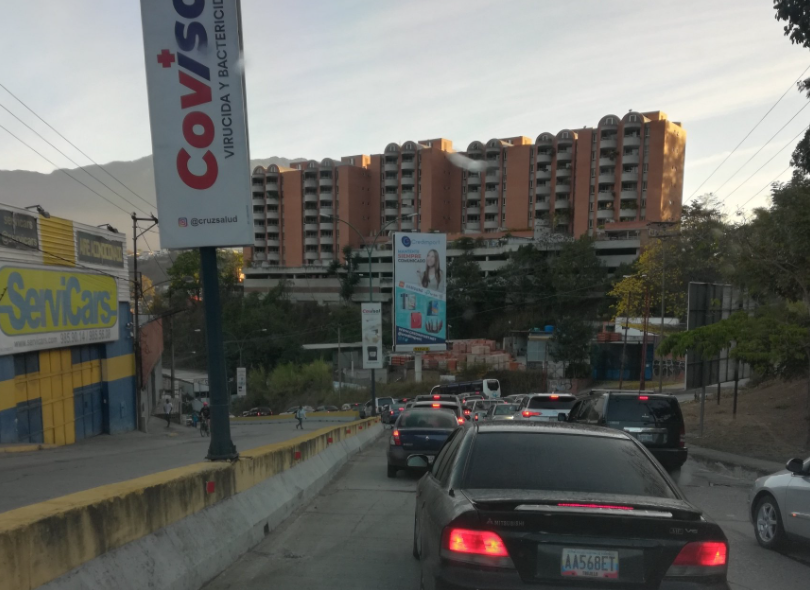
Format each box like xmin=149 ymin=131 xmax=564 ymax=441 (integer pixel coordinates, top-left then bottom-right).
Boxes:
xmin=0 ymin=266 xmax=118 ymax=335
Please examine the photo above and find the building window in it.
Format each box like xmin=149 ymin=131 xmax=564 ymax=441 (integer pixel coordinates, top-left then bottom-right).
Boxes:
xmin=642 ymin=164 xmax=649 ymax=173
xmin=645 ymin=127 xmax=650 ymax=137
xmin=605 ymin=117 xmax=615 ymax=125
xmin=562 ymin=132 xmax=569 ymax=139
xmin=589 ymin=202 xmax=594 ymax=211
xmin=588 ymin=219 xmax=593 ymax=228
xmin=644 ymin=147 xmax=649 ymax=156
xmin=629 ymin=115 xmax=638 ymax=123
xmin=591 ymin=169 xmax=595 ymax=179
xmin=529 ymin=180 xmax=533 ymax=188
xmin=642 ymin=181 xmax=648 ymax=191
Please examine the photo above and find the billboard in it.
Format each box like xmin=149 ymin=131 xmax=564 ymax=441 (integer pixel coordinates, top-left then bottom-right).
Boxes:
xmin=361 ymin=303 xmax=383 ymax=370
xmin=77 ymin=231 xmax=125 ymax=268
xmin=236 ymin=367 xmax=247 ymax=397
xmin=140 ymin=0 xmax=252 ymax=249
xmin=392 ymin=233 xmax=447 ymax=352
xmin=0 ymin=265 xmax=119 ymax=354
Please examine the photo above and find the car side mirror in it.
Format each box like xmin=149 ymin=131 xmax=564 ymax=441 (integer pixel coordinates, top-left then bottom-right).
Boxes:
xmin=407 ymin=455 xmax=431 ymax=472
xmin=557 ymin=413 xmax=567 ymax=422
xmin=786 ymin=457 xmax=804 ymax=474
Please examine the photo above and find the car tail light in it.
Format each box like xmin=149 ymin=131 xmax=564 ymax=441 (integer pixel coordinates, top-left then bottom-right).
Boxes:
xmin=639 ymin=395 xmax=649 ymax=400
xmin=679 ymin=423 xmax=686 ymax=448
xmin=398 ymin=407 xmax=404 ymax=411
xmin=550 ymin=394 xmax=559 ymax=400
xmin=558 ymin=503 xmax=633 ymax=511
xmin=390 ymin=430 xmax=401 ymax=446
xmin=522 ymin=410 xmax=542 ymax=417
xmin=433 ymin=395 xmax=440 ymax=399
xmin=432 ymin=403 xmax=441 ymax=408
xmin=464 ymin=409 xmax=471 ymax=415
xmin=666 ymin=541 xmax=728 ymax=577
xmin=442 ymin=527 xmax=514 ymax=568
xmin=457 ymin=417 xmax=464 ymax=424
xmin=474 ymin=414 xmax=479 ymax=421
xmin=389 ymin=410 xmax=394 ymax=415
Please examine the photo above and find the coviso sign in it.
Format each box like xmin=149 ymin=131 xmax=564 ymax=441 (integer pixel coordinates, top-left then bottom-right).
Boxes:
xmin=0 ymin=265 xmax=119 ymax=354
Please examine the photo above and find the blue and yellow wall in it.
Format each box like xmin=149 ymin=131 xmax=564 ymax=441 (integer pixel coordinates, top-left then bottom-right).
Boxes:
xmin=0 ymin=303 xmax=136 ymax=445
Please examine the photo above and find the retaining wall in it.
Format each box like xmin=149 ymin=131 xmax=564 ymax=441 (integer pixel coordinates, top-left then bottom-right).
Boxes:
xmin=0 ymin=418 xmax=381 ymax=590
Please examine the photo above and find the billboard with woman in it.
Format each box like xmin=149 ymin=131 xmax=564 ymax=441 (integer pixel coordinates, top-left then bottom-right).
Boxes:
xmin=392 ymin=233 xmax=447 ymax=351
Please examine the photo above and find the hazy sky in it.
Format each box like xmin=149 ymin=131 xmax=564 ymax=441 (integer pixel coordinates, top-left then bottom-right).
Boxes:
xmin=1 ymin=0 xmax=809 ymax=215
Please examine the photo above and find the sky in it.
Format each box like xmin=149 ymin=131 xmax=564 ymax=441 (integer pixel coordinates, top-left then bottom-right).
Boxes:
xmin=1 ymin=0 xmax=809 ymax=216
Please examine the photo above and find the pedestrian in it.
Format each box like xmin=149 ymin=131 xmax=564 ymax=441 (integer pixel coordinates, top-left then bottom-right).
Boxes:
xmin=164 ymin=398 xmax=173 ymax=428
xmin=295 ymin=406 xmax=306 ymax=430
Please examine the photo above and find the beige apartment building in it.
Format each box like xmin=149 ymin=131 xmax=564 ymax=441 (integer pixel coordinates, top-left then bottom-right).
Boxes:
xmin=248 ymin=110 xmax=685 ymax=276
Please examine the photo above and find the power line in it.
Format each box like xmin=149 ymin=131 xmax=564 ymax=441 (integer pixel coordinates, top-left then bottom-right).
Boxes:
xmin=712 ymin=102 xmax=810 ymax=197
xmin=737 ymin=165 xmax=793 ymax=210
xmin=0 ymin=122 xmax=131 ymax=215
xmin=0 ymin=83 xmax=157 ymax=210
xmin=0 ymin=99 xmax=154 ymax=215
xmin=687 ymin=63 xmax=810 ymax=200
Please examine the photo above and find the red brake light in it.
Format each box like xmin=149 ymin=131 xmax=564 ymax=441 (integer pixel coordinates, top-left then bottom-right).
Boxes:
xmin=391 ymin=430 xmax=401 ymax=446
xmin=432 ymin=403 xmax=441 ymax=408
xmin=522 ymin=410 xmax=542 ymax=417
xmin=550 ymin=394 xmax=559 ymax=400
xmin=464 ymin=409 xmax=471 ymax=415
xmin=398 ymin=407 xmax=404 ymax=411
xmin=389 ymin=410 xmax=394 ymax=415
xmin=433 ymin=395 xmax=440 ymax=399
xmin=558 ymin=503 xmax=633 ymax=511
xmin=639 ymin=395 xmax=649 ymax=400
xmin=672 ymin=542 xmax=727 ymax=567
xmin=474 ymin=414 xmax=479 ymax=421
xmin=457 ymin=417 xmax=464 ymax=424
xmin=446 ymin=528 xmax=508 ymax=557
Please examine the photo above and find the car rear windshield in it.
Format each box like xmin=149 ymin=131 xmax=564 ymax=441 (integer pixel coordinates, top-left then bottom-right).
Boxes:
xmin=464 ymin=432 xmax=675 ymax=498
xmin=606 ymin=397 xmax=681 ymax=425
xmin=377 ymin=397 xmax=394 ymax=406
xmin=400 ymin=410 xmax=458 ymax=429
xmin=528 ymin=396 xmax=576 ymax=410
xmin=486 ymin=380 xmax=499 ymax=391
xmin=493 ymin=404 xmax=518 ymax=415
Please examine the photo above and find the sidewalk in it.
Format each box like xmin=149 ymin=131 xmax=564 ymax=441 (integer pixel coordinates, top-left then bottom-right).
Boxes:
xmin=0 ymin=417 xmax=326 ymax=513
xmin=689 ymin=445 xmax=784 ymax=478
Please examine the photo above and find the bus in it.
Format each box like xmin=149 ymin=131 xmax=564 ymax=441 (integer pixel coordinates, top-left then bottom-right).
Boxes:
xmin=429 ymin=379 xmax=501 ymax=399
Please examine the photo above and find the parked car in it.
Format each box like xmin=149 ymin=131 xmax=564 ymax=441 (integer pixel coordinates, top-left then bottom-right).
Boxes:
xmin=749 ymin=455 xmax=810 ymax=549
xmin=386 ymin=409 xmax=460 ymax=478
xmin=485 ymin=402 xmax=519 ymax=420
xmin=567 ymin=391 xmax=687 ymax=470
xmin=315 ymin=405 xmax=339 ymax=412
xmin=341 ymin=402 xmax=362 ymax=412
xmin=410 ymin=422 xmax=729 ymax=589
xmin=242 ymin=406 xmax=273 ymax=417
xmin=359 ymin=397 xmax=394 ymax=419
xmin=516 ymin=393 xmax=577 ymax=421
xmin=382 ymin=398 xmax=409 ymax=425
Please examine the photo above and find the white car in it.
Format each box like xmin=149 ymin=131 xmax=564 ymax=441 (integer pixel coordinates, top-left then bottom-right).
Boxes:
xmin=749 ymin=455 xmax=810 ymax=548
xmin=515 ymin=393 xmax=577 ymax=421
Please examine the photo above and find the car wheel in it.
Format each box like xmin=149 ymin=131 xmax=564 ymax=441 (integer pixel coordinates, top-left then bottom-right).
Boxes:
xmin=387 ymin=464 xmax=398 ymax=478
xmin=412 ymin=513 xmax=421 ymax=559
xmin=754 ymin=494 xmax=785 ymax=549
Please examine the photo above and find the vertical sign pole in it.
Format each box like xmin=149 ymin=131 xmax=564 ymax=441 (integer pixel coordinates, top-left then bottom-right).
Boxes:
xmin=201 ymin=247 xmax=237 ymax=460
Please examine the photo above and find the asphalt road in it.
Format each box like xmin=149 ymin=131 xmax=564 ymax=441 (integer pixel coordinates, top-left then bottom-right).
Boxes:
xmin=0 ymin=417 xmax=338 ymax=513
xmin=205 ymin=435 xmax=810 ymax=590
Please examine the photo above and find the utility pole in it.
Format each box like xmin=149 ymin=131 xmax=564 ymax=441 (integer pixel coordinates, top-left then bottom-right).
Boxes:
xmin=639 ymin=285 xmax=651 ymax=391
xmin=337 ymin=325 xmax=342 ymax=400
xmin=131 ymin=212 xmax=158 ymax=432
xmin=618 ymin=296 xmax=631 ymax=391
xmin=647 ymin=221 xmax=678 ymax=393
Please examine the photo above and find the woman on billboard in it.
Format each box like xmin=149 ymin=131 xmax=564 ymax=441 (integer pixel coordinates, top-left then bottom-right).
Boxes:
xmin=417 ymin=249 xmax=443 ymax=291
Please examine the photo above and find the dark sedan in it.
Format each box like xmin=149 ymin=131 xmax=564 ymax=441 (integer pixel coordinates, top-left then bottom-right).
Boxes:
xmin=387 ymin=409 xmax=460 ymax=478
xmin=411 ymin=422 xmax=729 ymax=589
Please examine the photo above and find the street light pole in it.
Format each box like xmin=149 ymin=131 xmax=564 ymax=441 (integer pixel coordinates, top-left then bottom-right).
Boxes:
xmin=648 ymin=221 xmax=678 ymax=393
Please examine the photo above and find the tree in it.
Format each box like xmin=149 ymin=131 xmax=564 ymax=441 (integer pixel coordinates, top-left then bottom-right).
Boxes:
xmin=328 ymin=245 xmax=362 ymax=303
xmin=774 ymin=0 xmax=810 ymax=50
xmin=166 ymin=249 xmax=243 ymax=299
xmin=550 ymin=315 xmax=594 ymax=378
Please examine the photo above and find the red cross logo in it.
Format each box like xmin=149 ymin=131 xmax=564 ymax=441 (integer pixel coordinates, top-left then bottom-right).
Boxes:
xmin=157 ymin=49 xmax=175 ymax=68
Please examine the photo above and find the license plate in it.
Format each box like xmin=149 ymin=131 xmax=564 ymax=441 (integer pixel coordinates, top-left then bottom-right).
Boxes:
xmin=638 ymin=433 xmax=655 ymax=443
xmin=561 ymin=548 xmax=619 ymax=579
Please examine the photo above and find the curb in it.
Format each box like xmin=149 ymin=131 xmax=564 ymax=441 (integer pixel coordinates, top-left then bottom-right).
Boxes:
xmin=0 ymin=444 xmax=57 ymax=454
xmin=689 ymin=445 xmax=783 ymax=478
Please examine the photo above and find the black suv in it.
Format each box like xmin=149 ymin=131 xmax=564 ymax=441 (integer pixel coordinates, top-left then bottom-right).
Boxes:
xmin=567 ymin=391 xmax=687 ymax=470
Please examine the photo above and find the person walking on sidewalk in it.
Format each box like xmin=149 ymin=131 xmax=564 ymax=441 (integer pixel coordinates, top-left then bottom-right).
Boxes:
xmin=295 ymin=406 xmax=306 ymax=430
xmin=163 ymin=398 xmax=173 ymax=428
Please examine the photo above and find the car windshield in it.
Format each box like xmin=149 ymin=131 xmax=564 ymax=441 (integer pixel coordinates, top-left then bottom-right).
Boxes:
xmin=464 ymin=432 xmax=676 ymax=498
xmin=399 ymin=410 xmax=458 ymax=429
xmin=606 ymin=398 xmax=680 ymax=425
xmin=486 ymin=380 xmax=499 ymax=391
xmin=376 ymin=397 xmax=394 ymax=407
xmin=528 ymin=396 xmax=577 ymax=410
xmin=493 ymin=404 xmax=518 ymax=415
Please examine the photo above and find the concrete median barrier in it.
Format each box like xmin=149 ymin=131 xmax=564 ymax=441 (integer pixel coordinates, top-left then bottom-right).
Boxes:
xmin=0 ymin=418 xmax=381 ymax=590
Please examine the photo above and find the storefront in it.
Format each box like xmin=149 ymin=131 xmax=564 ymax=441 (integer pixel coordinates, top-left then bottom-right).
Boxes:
xmin=0 ymin=205 xmax=136 ymax=445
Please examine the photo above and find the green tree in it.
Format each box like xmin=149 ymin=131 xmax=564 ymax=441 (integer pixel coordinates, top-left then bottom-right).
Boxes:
xmin=550 ymin=315 xmax=594 ymax=378
xmin=166 ymin=249 xmax=242 ymax=299
xmin=328 ymin=245 xmax=362 ymax=303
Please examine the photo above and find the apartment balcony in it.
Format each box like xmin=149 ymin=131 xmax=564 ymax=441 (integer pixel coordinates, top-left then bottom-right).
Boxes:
xmin=535 ymin=169 xmax=552 ymax=180
xmin=600 ymin=138 xmax=617 ymax=149
xmin=304 ymin=236 xmax=319 ymax=246
xmin=623 ymin=136 xmax=641 ymax=147
xmin=556 ymin=167 xmax=571 ymax=178
xmin=535 ymin=200 xmax=550 ymax=211
xmin=266 ymin=251 xmax=280 ymax=261
xmin=467 ymin=173 xmax=481 ymax=185
xmin=320 ymin=222 xmax=334 ymax=230
xmin=467 ymin=189 xmax=481 ymax=199
xmin=254 ymin=238 xmax=266 ymax=247
xmin=485 ymin=169 xmax=500 ymax=180
xmin=305 ymin=251 xmax=318 ymax=261
xmin=384 ymin=207 xmax=399 ymax=216
xmin=485 ymin=189 xmax=498 ymax=199
xmin=266 ymin=237 xmax=280 ymax=246
xmin=620 ymin=190 xmax=638 ymax=200
xmin=319 ymin=189 xmax=333 ymax=199
xmin=401 ymin=159 xmax=415 ymax=171
xmin=266 ymin=192 xmax=279 ymax=204
xmin=597 ymin=192 xmax=615 ymax=202
xmin=466 ymin=206 xmax=481 ymax=215
xmin=555 ymin=183 xmax=571 ymax=194
xmin=319 ymin=177 xmax=332 ymax=187
xmin=401 ymin=205 xmax=415 ymax=216
xmin=253 ymin=252 xmax=266 ymax=261
xmin=401 ymin=173 xmax=415 ymax=182
xmin=621 ymin=171 xmax=639 ymax=182
xmin=597 ymin=209 xmax=615 ymax=220
xmin=265 ymin=210 xmax=280 ymax=220
xmin=319 ymin=206 xmax=334 ymax=217
xmin=253 ymin=196 xmax=265 ymax=206
xmin=385 ymin=177 xmax=399 ymax=187
xmin=554 ymin=199 xmax=570 ymax=210
xmin=484 ymin=204 xmax=499 ymax=214
xmin=304 ymin=193 xmax=318 ymax=203
xmin=265 ymin=181 xmax=279 ymax=191
xmin=384 ymin=161 xmax=399 ymax=172
xmin=556 ymin=150 xmax=572 ymax=162
xmin=401 ymin=190 xmax=415 ymax=200
xmin=304 ymin=223 xmax=319 ymax=232
xmin=598 ymin=172 xmax=615 ymax=183
xmin=536 ymin=153 xmax=552 ymax=164
xmin=622 ymin=153 xmax=639 ymax=165
xmin=484 ymin=220 xmax=499 ymax=230
xmin=400 ymin=219 xmax=414 ymax=230
xmin=320 ymin=235 xmax=334 ymax=245
xmin=599 ymin=157 xmax=616 ymax=166
xmin=619 ymin=209 xmax=638 ymax=218
xmin=535 ymin=185 xmax=551 ymax=196
xmin=464 ymin=221 xmax=481 ymax=231
xmin=304 ymin=178 xmax=318 ymax=189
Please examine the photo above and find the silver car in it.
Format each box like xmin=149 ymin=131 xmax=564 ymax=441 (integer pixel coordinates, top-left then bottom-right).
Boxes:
xmin=749 ymin=455 xmax=810 ymax=548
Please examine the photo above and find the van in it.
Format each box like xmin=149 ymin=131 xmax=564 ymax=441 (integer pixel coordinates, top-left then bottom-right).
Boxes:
xmin=429 ymin=378 xmax=501 ymax=399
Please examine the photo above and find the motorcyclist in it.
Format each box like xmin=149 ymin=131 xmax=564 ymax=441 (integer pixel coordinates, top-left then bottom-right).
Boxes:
xmin=200 ymin=402 xmax=211 ymax=431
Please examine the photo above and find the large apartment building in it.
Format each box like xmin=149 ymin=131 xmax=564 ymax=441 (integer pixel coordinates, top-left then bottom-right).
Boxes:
xmin=248 ymin=110 xmax=684 ymax=272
